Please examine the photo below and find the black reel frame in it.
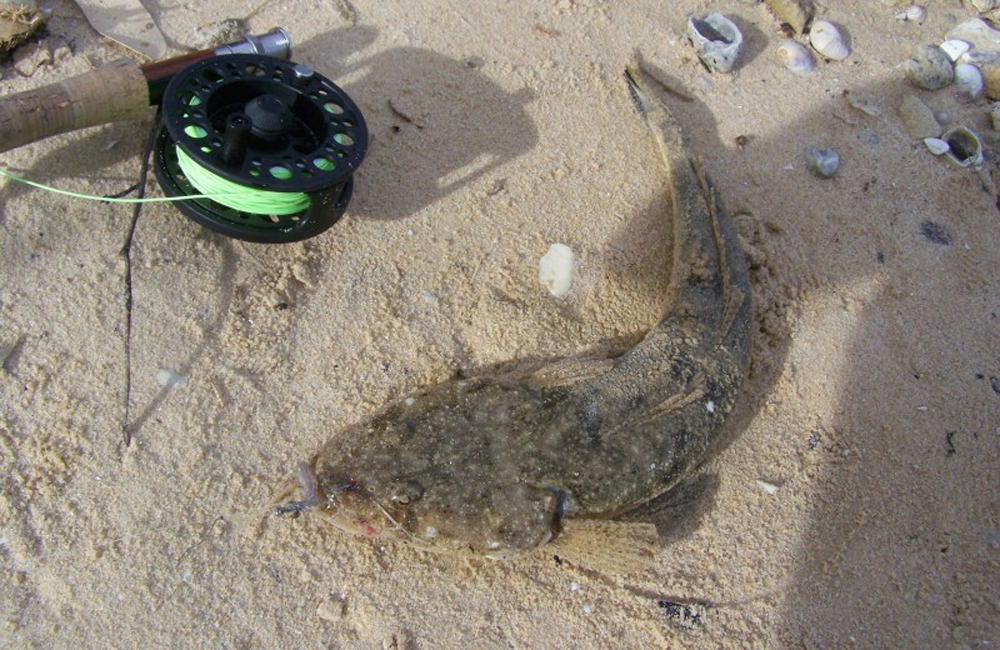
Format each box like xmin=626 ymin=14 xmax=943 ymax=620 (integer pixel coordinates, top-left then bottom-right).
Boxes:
xmin=154 ymin=53 xmax=368 ymax=243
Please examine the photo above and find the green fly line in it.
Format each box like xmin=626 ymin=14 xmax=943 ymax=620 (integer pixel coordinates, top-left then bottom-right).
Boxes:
xmin=174 ymin=146 xmax=310 ymax=215
xmin=0 ymin=146 xmax=311 ymax=216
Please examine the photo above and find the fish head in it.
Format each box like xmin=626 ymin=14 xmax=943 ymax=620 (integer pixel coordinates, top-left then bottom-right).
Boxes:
xmin=311 ymin=450 xmax=566 ymax=556
xmin=306 ymin=379 xmax=569 ymax=556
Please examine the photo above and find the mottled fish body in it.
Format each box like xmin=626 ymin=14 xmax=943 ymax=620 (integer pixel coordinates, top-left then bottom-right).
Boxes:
xmin=289 ymin=70 xmax=752 ymax=557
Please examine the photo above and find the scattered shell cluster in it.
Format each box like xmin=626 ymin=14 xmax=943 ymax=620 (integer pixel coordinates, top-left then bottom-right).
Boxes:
xmin=679 ymin=1 xmax=996 ymax=179
xmin=895 ymin=15 xmax=1000 ymax=170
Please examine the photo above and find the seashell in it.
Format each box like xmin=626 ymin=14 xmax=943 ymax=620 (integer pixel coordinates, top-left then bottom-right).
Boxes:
xmin=904 ymin=44 xmax=956 ymax=90
xmin=764 ymin=0 xmax=814 ymax=34
xmin=898 ymin=94 xmax=942 ymax=139
xmin=923 ymin=138 xmax=950 ymax=155
xmin=538 ymin=243 xmax=576 ymax=297
xmin=895 ymin=6 xmax=926 ymax=23
xmin=954 ymin=63 xmax=984 ymax=100
xmin=941 ymin=126 xmax=983 ymax=169
xmin=686 ymin=14 xmax=744 ymax=73
xmin=804 ymin=146 xmax=840 ymax=178
xmin=945 ymin=18 xmax=1000 ymax=52
xmin=991 ymin=102 xmax=1000 ymax=131
xmin=777 ymin=40 xmax=815 ymax=74
xmin=971 ymin=0 xmax=998 ymax=12
xmin=809 ymin=20 xmax=850 ymax=61
xmin=940 ymin=39 xmax=971 ymax=62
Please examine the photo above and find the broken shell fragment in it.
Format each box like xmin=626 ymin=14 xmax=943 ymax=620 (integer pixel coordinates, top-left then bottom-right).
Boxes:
xmin=954 ymin=63 xmax=985 ymax=100
xmin=809 ymin=20 xmax=850 ymax=61
xmin=904 ymin=44 xmax=956 ymax=90
xmin=777 ymin=40 xmax=815 ymax=74
xmin=539 ymin=243 xmax=576 ymax=297
xmin=686 ymin=13 xmax=744 ymax=73
xmin=895 ymin=6 xmax=926 ymax=23
xmin=991 ymin=103 xmax=1000 ymax=131
xmin=941 ymin=126 xmax=983 ymax=169
xmin=923 ymin=138 xmax=950 ymax=155
xmin=899 ymin=94 xmax=942 ymax=139
xmin=940 ymin=39 xmax=971 ymax=62
xmin=805 ymin=146 xmax=840 ymax=178
xmin=764 ymin=0 xmax=814 ymax=34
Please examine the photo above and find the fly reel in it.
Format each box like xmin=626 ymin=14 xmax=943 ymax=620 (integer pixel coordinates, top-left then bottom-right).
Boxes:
xmin=153 ymin=53 xmax=368 ymax=243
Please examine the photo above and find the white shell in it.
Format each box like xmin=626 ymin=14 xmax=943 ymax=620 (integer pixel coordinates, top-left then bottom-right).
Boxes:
xmin=810 ymin=20 xmax=850 ymax=61
xmin=687 ymin=13 xmax=744 ymax=73
xmin=941 ymin=126 xmax=983 ymax=169
xmin=777 ymin=40 xmax=815 ymax=74
xmin=538 ymin=243 xmax=576 ymax=297
xmin=940 ymin=40 xmax=971 ymax=62
xmin=923 ymin=138 xmax=950 ymax=155
xmin=895 ymin=6 xmax=926 ymax=23
xmin=954 ymin=63 xmax=984 ymax=100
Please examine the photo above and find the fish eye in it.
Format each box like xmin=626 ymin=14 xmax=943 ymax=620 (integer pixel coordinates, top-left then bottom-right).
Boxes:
xmin=390 ymin=479 xmax=424 ymax=506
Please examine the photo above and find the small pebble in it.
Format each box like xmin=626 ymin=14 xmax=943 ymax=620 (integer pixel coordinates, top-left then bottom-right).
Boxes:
xmin=895 ymin=5 xmax=926 ymax=23
xmin=805 ymin=146 xmax=840 ymax=178
xmin=583 ymin=603 xmax=593 ymax=615
xmin=904 ymin=44 xmax=956 ymax=90
xmin=899 ymin=94 xmax=942 ymax=139
xmin=570 ymin=582 xmax=580 ymax=592
xmin=156 ymin=369 xmax=187 ymax=388
xmin=756 ymin=479 xmax=780 ymax=495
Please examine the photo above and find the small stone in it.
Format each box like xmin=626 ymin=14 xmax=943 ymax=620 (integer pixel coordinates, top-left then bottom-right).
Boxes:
xmin=946 ymin=18 xmax=1000 ymax=51
xmin=981 ymin=62 xmax=1000 ymax=100
xmin=899 ymin=94 xmax=942 ymax=139
xmin=904 ymin=45 xmax=956 ymax=90
xmin=756 ymin=479 xmax=780 ymax=495
xmin=156 ymin=369 xmax=187 ymax=388
xmin=805 ymin=146 xmax=840 ymax=178
xmin=764 ymin=0 xmax=814 ymax=34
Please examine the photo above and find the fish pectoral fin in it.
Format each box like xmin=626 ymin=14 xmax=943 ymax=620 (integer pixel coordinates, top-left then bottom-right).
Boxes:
xmin=528 ymin=357 xmax=616 ymax=389
xmin=551 ymin=519 xmax=659 ymax=575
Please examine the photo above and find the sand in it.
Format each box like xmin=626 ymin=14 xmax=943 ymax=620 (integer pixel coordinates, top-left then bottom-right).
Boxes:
xmin=0 ymin=0 xmax=998 ymax=647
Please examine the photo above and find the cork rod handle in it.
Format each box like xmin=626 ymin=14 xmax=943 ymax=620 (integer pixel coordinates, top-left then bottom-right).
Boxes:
xmin=0 ymin=58 xmax=150 ymax=154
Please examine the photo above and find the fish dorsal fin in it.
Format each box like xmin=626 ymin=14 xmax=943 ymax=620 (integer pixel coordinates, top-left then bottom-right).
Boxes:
xmin=528 ymin=357 xmax=615 ymax=389
xmin=550 ymin=519 xmax=659 ymax=575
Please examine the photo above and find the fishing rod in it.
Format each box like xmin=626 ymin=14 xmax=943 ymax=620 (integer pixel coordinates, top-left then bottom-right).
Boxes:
xmin=0 ymin=28 xmax=369 ymax=243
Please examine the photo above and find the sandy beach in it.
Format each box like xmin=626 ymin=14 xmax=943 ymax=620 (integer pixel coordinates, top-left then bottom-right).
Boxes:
xmin=1 ymin=0 xmax=998 ymax=647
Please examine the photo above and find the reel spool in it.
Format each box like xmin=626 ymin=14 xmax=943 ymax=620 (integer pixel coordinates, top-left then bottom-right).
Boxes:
xmin=154 ymin=53 xmax=368 ymax=243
